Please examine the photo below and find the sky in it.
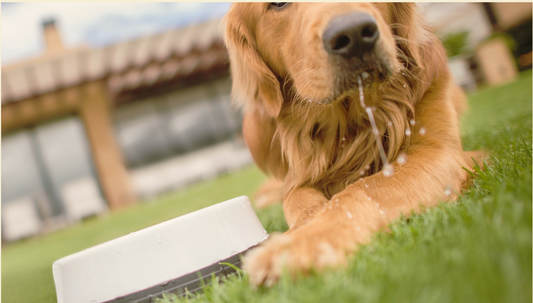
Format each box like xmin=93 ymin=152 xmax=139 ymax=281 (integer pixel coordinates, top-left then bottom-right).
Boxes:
xmin=1 ymin=2 xmax=232 ymax=66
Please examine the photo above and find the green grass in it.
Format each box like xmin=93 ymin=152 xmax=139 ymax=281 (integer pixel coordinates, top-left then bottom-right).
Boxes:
xmin=2 ymin=71 xmax=531 ymax=303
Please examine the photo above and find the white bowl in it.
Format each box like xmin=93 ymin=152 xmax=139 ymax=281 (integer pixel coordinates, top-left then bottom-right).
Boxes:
xmin=53 ymin=196 xmax=268 ymax=303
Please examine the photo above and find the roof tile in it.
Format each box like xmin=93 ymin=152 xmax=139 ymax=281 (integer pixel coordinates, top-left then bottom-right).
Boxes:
xmin=2 ymin=18 xmax=226 ymax=104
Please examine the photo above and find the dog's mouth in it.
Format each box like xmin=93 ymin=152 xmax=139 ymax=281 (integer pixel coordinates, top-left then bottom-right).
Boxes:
xmin=309 ymin=60 xmax=393 ymax=105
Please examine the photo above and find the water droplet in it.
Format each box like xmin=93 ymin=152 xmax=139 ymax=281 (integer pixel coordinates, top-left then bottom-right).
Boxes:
xmin=365 ymin=165 xmax=370 ymax=170
xmin=387 ymin=121 xmax=393 ymax=127
xmin=444 ymin=189 xmax=451 ymax=196
xmin=356 ymin=226 xmax=361 ymax=231
xmin=328 ymin=205 xmax=332 ymax=209
xmin=397 ymin=153 xmax=408 ymax=165
xmin=347 ymin=211 xmax=353 ymax=219
xmin=405 ymin=129 xmax=411 ymax=136
xmin=403 ymin=84 xmax=407 ymax=88
xmin=362 ymin=71 xmax=369 ymax=79
xmin=419 ymin=127 xmax=426 ymax=135
xmin=402 ymin=72 xmax=406 ymax=76
xmin=360 ymin=171 xmax=365 ymax=176
xmin=375 ymin=203 xmax=380 ymax=208
xmin=160 ymin=281 xmax=170 ymax=287
xmin=157 ymin=235 xmax=162 ymax=243
xmin=358 ymin=76 xmax=392 ymax=178
xmin=335 ymin=199 xmax=339 ymax=203
xmin=341 ymin=137 xmax=346 ymax=141
xmin=383 ymin=164 xmax=394 ymax=177
xmin=410 ymin=119 xmax=415 ymax=126
xmin=365 ymin=184 xmax=369 ymax=188
xmin=380 ymin=210 xmax=384 ymax=215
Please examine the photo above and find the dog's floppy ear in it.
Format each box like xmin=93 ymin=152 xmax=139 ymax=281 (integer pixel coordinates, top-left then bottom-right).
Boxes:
xmin=388 ymin=3 xmax=428 ymax=68
xmin=224 ymin=7 xmax=283 ymax=118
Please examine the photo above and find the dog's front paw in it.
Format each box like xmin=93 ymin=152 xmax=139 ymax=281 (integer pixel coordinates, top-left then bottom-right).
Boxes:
xmin=243 ymin=228 xmax=348 ymax=287
xmin=242 ymin=233 xmax=292 ymax=287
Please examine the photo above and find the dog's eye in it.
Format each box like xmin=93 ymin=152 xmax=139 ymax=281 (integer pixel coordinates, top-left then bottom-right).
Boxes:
xmin=269 ymin=2 xmax=288 ymax=9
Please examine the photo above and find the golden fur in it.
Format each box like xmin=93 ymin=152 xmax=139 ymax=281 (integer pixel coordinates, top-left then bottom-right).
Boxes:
xmin=224 ymin=3 xmax=485 ymax=286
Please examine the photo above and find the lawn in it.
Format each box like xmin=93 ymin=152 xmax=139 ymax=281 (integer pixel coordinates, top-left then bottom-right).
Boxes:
xmin=2 ymin=71 xmax=532 ymax=303
xmin=1 ymin=166 xmax=271 ymax=302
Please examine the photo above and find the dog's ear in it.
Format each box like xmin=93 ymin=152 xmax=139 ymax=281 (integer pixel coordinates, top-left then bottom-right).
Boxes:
xmin=223 ymin=7 xmax=283 ymax=118
xmin=388 ymin=3 xmax=428 ymax=68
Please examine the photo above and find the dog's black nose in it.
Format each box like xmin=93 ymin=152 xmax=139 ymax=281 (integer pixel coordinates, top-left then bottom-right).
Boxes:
xmin=323 ymin=12 xmax=379 ymax=58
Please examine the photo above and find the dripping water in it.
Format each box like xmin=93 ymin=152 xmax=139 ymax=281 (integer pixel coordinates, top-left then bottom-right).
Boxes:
xmin=358 ymin=76 xmax=394 ymax=177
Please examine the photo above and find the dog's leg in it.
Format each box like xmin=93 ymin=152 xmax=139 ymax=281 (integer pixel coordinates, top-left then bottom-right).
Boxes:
xmin=254 ymin=178 xmax=284 ymax=208
xmin=463 ymin=150 xmax=489 ymax=171
xmin=461 ymin=150 xmax=490 ymax=189
xmin=283 ymin=187 xmax=329 ymax=231
xmin=243 ymin=145 xmax=467 ymax=286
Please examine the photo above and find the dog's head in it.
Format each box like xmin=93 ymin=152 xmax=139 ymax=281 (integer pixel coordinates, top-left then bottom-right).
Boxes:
xmin=224 ymin=3 xmax=428 ymax=117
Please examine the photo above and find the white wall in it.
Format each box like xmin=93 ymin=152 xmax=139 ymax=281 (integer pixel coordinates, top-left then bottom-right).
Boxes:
xmin=421 ymin=3 xmax=493 ymax=50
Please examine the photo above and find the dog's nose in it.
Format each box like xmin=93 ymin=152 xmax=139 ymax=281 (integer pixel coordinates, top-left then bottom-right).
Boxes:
xmin=323 ymin=12 xmax=379 ymax=58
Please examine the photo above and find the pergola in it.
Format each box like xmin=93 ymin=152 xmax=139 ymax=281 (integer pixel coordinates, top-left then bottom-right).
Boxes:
xmin=2 ymin=18 xmax=230 ymax=210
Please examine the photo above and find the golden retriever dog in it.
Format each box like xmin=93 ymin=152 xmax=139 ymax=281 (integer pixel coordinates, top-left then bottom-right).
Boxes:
xmin=224 ymin=3 xmax=484 ymax=286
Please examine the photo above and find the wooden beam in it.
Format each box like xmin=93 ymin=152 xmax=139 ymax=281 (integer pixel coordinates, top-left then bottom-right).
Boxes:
xmin=1 ymin=86 xmax=80 ymax=134
xmin=78 ymin=80 xmax=137 ymax=209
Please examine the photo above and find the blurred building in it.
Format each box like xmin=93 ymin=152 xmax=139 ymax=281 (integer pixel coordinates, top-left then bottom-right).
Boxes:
xmin=423 ymin=2 xmax=532 ymax=90
xmin=2 ymin=18 xmax=252 ymax=241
